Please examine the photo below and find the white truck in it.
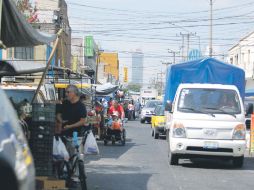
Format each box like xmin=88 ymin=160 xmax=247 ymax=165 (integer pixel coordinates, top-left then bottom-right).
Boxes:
xmin=166 ymin=84 xmax=247 ymax=167
xmin=164 ymin=58 xmax=248 ymax=167
xmin=140 ymin=88 xmax=158 ymax=106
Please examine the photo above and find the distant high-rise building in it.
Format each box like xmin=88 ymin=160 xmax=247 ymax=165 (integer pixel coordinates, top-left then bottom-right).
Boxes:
xmin=132 ymin=51 xmax=144 ymax=85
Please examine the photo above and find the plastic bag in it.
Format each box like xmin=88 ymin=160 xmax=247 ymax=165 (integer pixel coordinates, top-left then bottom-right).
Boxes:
xmin=84 ymin=132 xmax=99 ymax=155
xmin=53 ymin=137 xmax=70 ymax=160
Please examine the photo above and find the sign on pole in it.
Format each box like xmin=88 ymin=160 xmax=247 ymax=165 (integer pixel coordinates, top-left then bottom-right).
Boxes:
xmin=188 ymin=49 xmax=202 ymax=61
xmin=124 ymin=67 xmax=128 ymax=83
xmin=250 ymin=115 xmax=254 ymax=153
xmin=85 ymin=36 xmax=94 ymax=57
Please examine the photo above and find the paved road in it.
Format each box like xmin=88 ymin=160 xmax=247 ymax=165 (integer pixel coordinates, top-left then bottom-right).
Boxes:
xmin=85 ymin=121 xmax=254 ymax=190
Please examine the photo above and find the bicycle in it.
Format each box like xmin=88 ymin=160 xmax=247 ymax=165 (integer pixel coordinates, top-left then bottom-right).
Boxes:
xmin=54 ymin=128 xmax=91 ymax=190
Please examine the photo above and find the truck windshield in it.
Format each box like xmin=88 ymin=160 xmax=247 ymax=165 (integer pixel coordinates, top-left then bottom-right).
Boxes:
xmin=177 ymin=88 xmax=241 ymax=115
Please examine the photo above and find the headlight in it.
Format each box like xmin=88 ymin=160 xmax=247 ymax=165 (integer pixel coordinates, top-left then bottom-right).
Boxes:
xmin=173 ymin=122 xmax=186 ymax=138
xmin=233 ymin=124 xmax=246 ymax=140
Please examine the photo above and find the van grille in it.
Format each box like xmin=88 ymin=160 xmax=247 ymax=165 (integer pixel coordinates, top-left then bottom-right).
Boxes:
xmin=186 ymin=146 xmax=233 ymax=153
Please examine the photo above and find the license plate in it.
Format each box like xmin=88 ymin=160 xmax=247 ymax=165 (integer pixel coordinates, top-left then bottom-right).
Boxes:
xmin=204 ymin=141 xmax=218 ymax=149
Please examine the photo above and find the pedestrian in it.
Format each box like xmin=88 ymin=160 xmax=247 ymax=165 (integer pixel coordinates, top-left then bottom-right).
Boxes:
xmin=108 ymin=100 xmax=125 ymax=120
xmin=128 ymin=101 xmax=134 ymax=120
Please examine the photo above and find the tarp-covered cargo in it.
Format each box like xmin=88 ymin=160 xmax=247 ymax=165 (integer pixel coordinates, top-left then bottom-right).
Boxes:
xmin=164 ymin=58 xmax=245 ymax=104
xmin=1 ymin=0 xmax=56 ymax=47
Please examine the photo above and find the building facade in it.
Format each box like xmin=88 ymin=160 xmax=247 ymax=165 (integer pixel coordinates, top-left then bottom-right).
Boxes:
xmin=71 ymin=38 xmax=84 ymax=73
xmin=99 ymin=52 xmax=119 ymax=81
xmin=132 ymin=51 xmax=144 ymax=85
xmin=4 ymin=0 xmax=71 ymax=69
xmin=228 ymin=32 xmax=254 ymax=78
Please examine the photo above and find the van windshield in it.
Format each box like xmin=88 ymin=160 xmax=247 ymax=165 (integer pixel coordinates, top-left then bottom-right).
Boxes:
xmin=177 ymin=88 xmax=241 ymax=115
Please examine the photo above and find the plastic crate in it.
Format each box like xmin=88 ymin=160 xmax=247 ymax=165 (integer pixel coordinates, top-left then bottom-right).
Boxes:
xmin=31 ymin=133 xmax=53 ymax=141
xmin=31 ymin=121 xmax=55 ymax=131
xmin=31 ymin=146 xmax=53 ymax=155
xmin=36 ymin=168 xmax=54 ymax=177
xmin=30 ymin=121 xmax=55 ymax=141
xmin=32 ymin=103 xmax=56 ymax=113
xmin=32 ymin=112 xmax=56 ymax=122
xmin=32 ymin=104 xmax=56 ymax=122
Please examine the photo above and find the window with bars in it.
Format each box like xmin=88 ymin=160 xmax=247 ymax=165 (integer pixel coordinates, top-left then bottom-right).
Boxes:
xmin=14 ymin=47 xmax=34 ymax=59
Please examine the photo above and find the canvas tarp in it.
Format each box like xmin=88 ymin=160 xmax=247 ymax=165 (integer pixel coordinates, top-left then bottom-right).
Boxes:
xmin=95 ymin=83 xmax=118 ymax=96
xmin=1 ymin=0 xmax=56 ymax=48
xmin=164 ymin=57 xmax=245 ymax=103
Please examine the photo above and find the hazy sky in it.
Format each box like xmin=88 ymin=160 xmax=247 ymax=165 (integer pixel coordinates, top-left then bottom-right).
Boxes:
xmin=66 ymin=0 xmax=254 ymax=84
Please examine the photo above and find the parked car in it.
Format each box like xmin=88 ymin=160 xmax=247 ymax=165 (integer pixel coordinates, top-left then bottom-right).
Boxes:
xmin=140 ymin=100 xmax=162 ymax=123
xmin=0 ymin=88 xmax=35 ymax=190
xmin=151 ymin=105 xmax=166 ymax=139
xmin=244 ymin=97 xmax=254 ymax=130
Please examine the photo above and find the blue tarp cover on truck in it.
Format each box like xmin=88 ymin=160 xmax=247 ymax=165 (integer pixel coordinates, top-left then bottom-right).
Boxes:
xmin=164 ymin=57 xmax=245 ymax=104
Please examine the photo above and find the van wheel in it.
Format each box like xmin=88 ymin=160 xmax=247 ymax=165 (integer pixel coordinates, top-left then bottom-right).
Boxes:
xmin=233 ymin=156 xmax=244 ymax=168
xmin=166 ymin=129 xmax=170 ymax=142
xmin=140 ymin=119 xmax=145 ymax=124
xmin=154 ymin=129 xmax=159 ymax=139
xmin=169 ymin=153 xmax=179 ymax=165
xmin=151 ymin=129 xmax=154 ymax=137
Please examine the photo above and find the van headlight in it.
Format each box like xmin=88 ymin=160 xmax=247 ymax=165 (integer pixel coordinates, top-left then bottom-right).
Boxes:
xmin=173 ymin=123 xmax=186 ymax=138
xmin=233 ymin=124 xmax=246 ymax=140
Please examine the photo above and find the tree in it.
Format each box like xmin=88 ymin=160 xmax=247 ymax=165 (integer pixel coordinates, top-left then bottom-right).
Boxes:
xmin=127 ymin=83 xmax=142 ymax=92
xmin=15 ymin=0 xmax=38 ymax=23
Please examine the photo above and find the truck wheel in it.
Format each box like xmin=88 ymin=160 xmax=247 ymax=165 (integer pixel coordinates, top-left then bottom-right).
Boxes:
xmin=169 ymin=153 xmax=179 ymax=165
xmin=233 ymin=156 xmax=244 ymax=168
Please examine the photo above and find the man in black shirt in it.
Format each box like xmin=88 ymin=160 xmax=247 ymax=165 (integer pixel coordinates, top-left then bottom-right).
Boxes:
xmin=58 ymin=85 xmax=87 ymax=137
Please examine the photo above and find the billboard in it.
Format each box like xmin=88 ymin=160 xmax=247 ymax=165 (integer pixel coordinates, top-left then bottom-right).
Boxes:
xmin=124 ymin=67 xmax=128 ymax=83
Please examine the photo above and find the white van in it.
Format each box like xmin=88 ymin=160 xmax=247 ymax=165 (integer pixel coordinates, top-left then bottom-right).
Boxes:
xmin=166 ymin=83 xmax=247 ymax=167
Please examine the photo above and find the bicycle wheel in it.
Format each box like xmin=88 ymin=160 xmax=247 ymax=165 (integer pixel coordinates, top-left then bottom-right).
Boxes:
xmin=78 ymin=160 xmax=87 ymax=190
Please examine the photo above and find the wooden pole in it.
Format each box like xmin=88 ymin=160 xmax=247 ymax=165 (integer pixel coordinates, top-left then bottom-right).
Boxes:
xmin=31 ymin=29 xmax=63 ymax=103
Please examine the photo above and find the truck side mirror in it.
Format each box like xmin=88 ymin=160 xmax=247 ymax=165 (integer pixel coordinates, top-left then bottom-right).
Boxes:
xmin=165 ymin=102 xmax=172 ymax=112
xmin=246 ymin=103 xmax=253 ymax=115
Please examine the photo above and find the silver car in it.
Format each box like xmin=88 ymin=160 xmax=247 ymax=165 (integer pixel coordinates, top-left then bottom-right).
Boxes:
xmin=140 ymin=100 xmax=162 ymax=123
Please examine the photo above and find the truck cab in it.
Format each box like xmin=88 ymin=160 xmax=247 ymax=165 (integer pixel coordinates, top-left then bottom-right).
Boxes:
xmin=166 ymin=83 xmax=246 ymax=167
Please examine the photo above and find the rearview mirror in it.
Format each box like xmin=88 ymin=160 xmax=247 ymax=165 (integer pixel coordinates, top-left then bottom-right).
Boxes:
xmin=246 ymin=103 xmax=253 ymax=115
xmin=165 ymin=101 xmax=172 ymax=112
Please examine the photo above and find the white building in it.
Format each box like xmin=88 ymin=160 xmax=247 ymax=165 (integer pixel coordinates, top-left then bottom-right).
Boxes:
xmin=228 ymin=32 xmax=254 ymax=78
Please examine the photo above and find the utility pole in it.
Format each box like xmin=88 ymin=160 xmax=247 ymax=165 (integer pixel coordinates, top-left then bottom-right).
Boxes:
xmin=209 ymin=0 xmax=213 ymax=57
xmin=180 ymin=33 xmax=185 ymax=61
xmin=156 ymin=72 xmax=164 ymax=96
xmin=168 ymin=49 xmax=180 ymax=64
xmin=180 ymin=33 xmax=196 ymax=61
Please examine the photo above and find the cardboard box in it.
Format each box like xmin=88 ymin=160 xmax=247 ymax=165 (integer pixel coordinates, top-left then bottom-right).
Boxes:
xmin=36 ymin=177 xmax=66 ymax=190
